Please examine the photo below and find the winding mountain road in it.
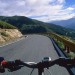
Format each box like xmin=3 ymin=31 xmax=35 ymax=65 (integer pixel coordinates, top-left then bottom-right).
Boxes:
xmin=0 ymin=35 xmax=70 ymax=75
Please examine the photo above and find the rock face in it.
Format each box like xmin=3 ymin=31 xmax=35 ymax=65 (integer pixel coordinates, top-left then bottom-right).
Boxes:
xmin=0 ymin=29 xmax=23 ymax=43
xmin=0 ymin=35 xmax=5 ymax=42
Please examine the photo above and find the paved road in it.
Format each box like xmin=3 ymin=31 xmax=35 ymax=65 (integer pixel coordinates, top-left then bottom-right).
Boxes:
xmin=0 ymin=35 xmax=70 ymax=75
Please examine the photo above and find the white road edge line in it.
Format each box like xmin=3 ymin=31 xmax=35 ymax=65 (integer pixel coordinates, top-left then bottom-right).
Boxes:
xmin=0 ymin=36 xmax=26 ymax=48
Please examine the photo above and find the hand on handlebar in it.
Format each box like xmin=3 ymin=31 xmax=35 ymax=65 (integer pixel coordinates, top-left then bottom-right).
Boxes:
xmin=1 ymin=59 xmax=25 ymax=72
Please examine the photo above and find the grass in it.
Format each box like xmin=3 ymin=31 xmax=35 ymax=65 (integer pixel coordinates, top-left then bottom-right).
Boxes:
xmin=56 ymin=40 xmax=64 ymax=49
xmin=0 ymin=21 xmax=16 ymax=29
xmin=55 ymin=38 xmax=75 ymax=58
xmin=1 ymin=32 xmax=8 ymax=37
xmin=67 ymin=52 xmax=75 ymax=59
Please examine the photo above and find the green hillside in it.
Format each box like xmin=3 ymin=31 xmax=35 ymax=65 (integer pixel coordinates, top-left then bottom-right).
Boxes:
xmin=0 ymin=16 xmax=75 ymax=39
xmin=0 ymin=21 xmax=16 ymax=29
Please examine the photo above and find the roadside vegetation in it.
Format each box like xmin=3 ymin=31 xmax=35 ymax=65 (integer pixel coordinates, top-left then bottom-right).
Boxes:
xmin=54 ymin=35 xmax=75 ymax=59
xmin=1 ymin=32 xmax=8 ymax=37
xmin=0 ymin=21 xmax=16 ymax=29
xmin=0 ymin=21 xmax=22 ymax=45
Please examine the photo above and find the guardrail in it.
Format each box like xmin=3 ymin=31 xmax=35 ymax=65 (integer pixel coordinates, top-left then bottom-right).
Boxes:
xmin=50 ymin=37 xmax=75 ymax=75
xmin=46 ymin=32 xmax=75 ymax=53
xmin=39 ymin=32 xmax=75 ymax=75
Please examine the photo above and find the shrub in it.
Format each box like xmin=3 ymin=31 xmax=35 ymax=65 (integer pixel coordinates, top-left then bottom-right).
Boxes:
xmin=0 ymin=21 xmax=16 ymax=29
xmin=1 ymin=32 xmax=8 ymax=37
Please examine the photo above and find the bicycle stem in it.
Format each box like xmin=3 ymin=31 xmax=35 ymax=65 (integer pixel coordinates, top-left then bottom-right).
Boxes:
xmin=38 ymin=68 xmax=44 ymax=75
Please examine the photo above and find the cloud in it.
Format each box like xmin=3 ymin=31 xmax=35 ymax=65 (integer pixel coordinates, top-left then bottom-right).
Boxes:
xmin=0 ymin=0 xmax=75 ymax=22
xmin=57 ymin=0 xmax=65 ymax=4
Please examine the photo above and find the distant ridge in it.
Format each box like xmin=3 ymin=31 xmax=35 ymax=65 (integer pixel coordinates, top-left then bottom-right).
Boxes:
xmin=51 ymin=17 xmax=75 ymax=30
xmin=0 ymin=16 xmax=75 ymax=39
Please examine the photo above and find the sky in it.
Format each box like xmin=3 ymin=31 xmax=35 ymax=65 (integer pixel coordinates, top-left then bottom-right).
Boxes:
xmin=0 ymin=0 xmax=75 ymax=22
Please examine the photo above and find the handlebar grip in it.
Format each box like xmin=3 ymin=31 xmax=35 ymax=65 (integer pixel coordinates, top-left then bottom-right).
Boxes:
xmin=55 ymin=57 xmax=75 ymax=66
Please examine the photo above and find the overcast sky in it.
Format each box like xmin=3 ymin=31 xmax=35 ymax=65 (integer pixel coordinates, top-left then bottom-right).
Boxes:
xmin=0 ymin=0 xmax=75 ymax=22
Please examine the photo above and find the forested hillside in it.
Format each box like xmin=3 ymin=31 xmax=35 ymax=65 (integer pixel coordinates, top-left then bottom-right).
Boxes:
xmin=0 ymin=16 xmax=75 ymax=39
xmin=0 ymin=21 xmax=16 ymax=29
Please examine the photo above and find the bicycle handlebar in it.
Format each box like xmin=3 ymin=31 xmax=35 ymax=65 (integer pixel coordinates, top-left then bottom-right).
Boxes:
xmin=21 ymin=57 xmax=75 ymax=75
xmin=23 ymin=57 xmax=75 ymax=69
xmin=1 ymin=57 xmax=75 ymax=75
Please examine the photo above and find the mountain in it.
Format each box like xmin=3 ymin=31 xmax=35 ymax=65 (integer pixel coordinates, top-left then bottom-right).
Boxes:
xmin=0 ymin=16 xmax=75 ymax=39
xmin=0 ymin=16 xmax=45 ymax=28
xmin=51 ymin=17 xmax=75 ymax=30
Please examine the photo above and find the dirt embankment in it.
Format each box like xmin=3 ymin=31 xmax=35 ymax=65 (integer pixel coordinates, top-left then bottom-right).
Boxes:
xmin=0 ymin=29 xmax=23 ymax=43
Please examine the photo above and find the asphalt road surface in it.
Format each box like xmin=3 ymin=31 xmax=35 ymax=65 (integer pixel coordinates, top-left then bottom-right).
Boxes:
xmin=0 ymin=34 xmax=70 ymax=75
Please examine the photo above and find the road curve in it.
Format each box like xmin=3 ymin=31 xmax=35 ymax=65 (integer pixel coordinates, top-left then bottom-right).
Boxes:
xmin=0 ymin=34 xmax=70 ymax=75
